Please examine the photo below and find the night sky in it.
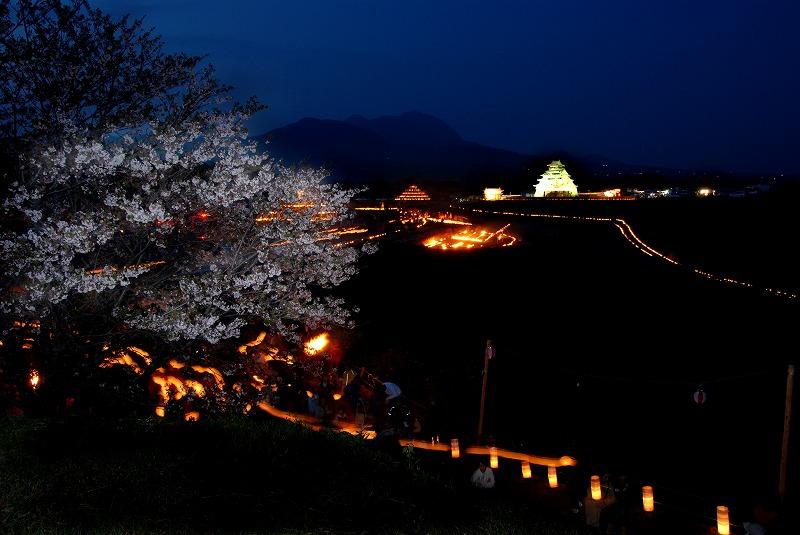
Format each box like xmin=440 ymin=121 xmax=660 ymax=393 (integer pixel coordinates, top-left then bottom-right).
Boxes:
xmin=97 ymin=1 xmax=800 ymax=174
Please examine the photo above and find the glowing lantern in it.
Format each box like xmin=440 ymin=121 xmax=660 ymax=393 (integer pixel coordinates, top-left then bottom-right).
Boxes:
xmin=642 ymin=486 xmax=654 ymax=512
xmin=489 ymin=447 xmax=498 ymax=469
xmin=548 ymin=466 xmax=558 ymax=488
xmin=591 ymin=475 xmax=602 ymax=500
xmin=521 ymin=461 xmax=531 ymax=479
xmin=306 ymin=390 xmax=314 ymax=398
xmin=184 ymin=411 xmax=200 ymax=422
xmin=333 ymin=393 xmax=343 ymax=400
xmin=717 ymin=506 xmax=730 ymax=535
xmin=155 ymin=406 xmax=165 ymax=418
xmin=29 ymin=369 xmax=40 ymax=390
xmin=450 ymin=439 xmax=460 ymax=459
xmin=304 ymin=333 xmax=330 ymax=356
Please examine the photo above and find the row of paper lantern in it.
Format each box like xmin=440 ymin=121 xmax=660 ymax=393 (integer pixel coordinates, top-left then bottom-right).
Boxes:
xmin=449 ymin=439 xmax=730 ymax=534
xmin=588 ymin=476 xmax=729 ymax=533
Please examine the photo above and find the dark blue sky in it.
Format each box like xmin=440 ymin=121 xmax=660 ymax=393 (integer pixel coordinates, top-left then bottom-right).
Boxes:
xmin=97 ymin=1 xmax=800 ymax=174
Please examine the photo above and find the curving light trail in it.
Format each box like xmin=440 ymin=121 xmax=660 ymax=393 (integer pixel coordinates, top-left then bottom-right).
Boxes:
xmin=469 ymin=208 xmax=797 ymax=301
xmin=398 ymin=439 xmax=577 ymax=468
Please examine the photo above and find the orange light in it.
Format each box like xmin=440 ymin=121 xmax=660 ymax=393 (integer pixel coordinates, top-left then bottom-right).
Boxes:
xmin=190 ymin=365 xmax=225 ymax=389
xmin=521 ymin=461 xmax=531 ymax=479
xmin=238 ymin=331 xmax=267 ymax=354
xmin=717 ymin=506 xmax=730 ymax=535
xmin=333 ymin=393 xmax=342 ymax=400
xmin=451 ymin=438 xmax=460 ymax=459
xmin=642 ymin=486 xmax=654 ymax=512
xmin=155 ymin=406 xmax=165 ymax=417
xmin=184 ymin=411 xmax=200 ymax=422
xmin=591 ymin=475 xmax=602 ymax=500
xmin=548 ymin=466 xmax=558 ymax=488
xmin=29 ymin=369 xmax=40 ymax=390
xmin=697 ymin=187 xmax=713 ymax=197
xmin=489 ymin=447 xmax=498 ymax=469
xmin=304 ymin=333 xmax=330 ymax=356
xmin=306 ymin=390 xmax=314 ymax=398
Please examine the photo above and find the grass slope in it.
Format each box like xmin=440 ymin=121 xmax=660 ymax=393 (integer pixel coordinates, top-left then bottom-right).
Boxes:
xmin=0 ymin=417 xmax=587 ymax=534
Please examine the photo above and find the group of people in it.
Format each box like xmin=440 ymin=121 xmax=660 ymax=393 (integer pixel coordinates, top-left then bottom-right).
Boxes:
xmin=303 ymin=366 xmax=411 ymax=436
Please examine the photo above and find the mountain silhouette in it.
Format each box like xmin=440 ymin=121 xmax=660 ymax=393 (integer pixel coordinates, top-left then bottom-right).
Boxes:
xmin=255 ymin=111 xmax=529 ymax=184
xmin=254 ymin=112 xmax=721 ymax=190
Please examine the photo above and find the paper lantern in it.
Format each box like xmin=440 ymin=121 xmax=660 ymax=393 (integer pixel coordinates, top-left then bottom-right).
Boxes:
xmin=450 ymin=438 xmax=460 ymax=459
xmin=489 ymin=447 xmax=498 ymax=469
xmin=642 ymin=486 xmax=654 ymax=512
xmin=717 ymin=506 xmax=730 ymax=535
xmin=521 ymin=461 xmax=531 ymax=479
xmin=591 ymin=475 xmax=602 ymax=500
xmin=548 ymin=466 xmax=558 ymax=488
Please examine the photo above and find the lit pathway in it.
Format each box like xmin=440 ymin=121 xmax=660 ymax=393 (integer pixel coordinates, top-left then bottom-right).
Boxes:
xmin=468 ymin=207 xmax=797 ymax=301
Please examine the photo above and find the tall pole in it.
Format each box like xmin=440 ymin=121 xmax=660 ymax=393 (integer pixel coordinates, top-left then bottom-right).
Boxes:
xmin=779 ymin=364 xmax=795 ymax=502
xmin=477 ymin=340 xmax=492 ymax=443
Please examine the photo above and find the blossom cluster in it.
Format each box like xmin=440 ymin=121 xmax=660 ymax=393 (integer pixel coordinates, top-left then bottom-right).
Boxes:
xmin=2 ymin=112 xmax=365 ymax=343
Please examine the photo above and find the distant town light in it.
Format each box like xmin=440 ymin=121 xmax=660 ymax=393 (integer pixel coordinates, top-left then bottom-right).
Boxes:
xmin=603 ymin=188 xmax=621 ymax=198
xmin=483 ymin=188 xmax=503 ymax=201
xmin=697 ymin=187 xmax=714 ymax=197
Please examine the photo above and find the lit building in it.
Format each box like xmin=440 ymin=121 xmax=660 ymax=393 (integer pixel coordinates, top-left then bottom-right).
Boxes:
xmin=533 ymin=160 xmax=578 ymax=198
xmin=483 ymin=188 xmax=503 ymax=201
xmin=395 ymin=184 xmax=431 ymax=201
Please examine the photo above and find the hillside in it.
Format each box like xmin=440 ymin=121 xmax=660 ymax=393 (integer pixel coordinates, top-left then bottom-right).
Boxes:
xmin=0 ymin=416 xmax=589 ymax=535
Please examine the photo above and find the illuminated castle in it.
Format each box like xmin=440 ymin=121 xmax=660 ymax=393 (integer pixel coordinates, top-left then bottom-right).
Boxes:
xmin=533 ymin=160 xmax=578 ymax=198
xmin=395 ymin=184 xmax=431 ymax=201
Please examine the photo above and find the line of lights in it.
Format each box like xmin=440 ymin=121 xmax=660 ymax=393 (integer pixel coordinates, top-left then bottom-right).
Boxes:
xmin=469 ymin=208 xmax=797 ymax=301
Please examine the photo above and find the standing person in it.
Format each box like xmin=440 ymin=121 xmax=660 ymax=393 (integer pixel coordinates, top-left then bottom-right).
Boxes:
xmin=471 ymin=462 xmax=496 ymax=489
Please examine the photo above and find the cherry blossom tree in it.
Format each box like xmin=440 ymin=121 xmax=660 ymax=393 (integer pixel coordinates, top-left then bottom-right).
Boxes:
xmin=0 ymin=1 xmax=368 ymax=413
xmin=2 ymin=110 xmax=366 ymax=344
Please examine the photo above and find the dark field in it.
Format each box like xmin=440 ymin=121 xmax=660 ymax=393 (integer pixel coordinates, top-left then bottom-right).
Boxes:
xmin=342 ymin=197 xmax=799 ymax=523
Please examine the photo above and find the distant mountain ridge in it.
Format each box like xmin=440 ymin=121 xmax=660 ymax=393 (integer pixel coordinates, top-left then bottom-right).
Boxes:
xmin=254 ymin=111 xmax=752 ymax=190
xmin=255 ymin=111 xmax=529 ymax=184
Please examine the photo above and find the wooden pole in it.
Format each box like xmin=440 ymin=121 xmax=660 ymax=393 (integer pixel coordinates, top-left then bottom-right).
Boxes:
xmin=477 ymin=340 xmax=492 ymax=442
xmin=779 ymin=364 xmax=795 ymax=502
